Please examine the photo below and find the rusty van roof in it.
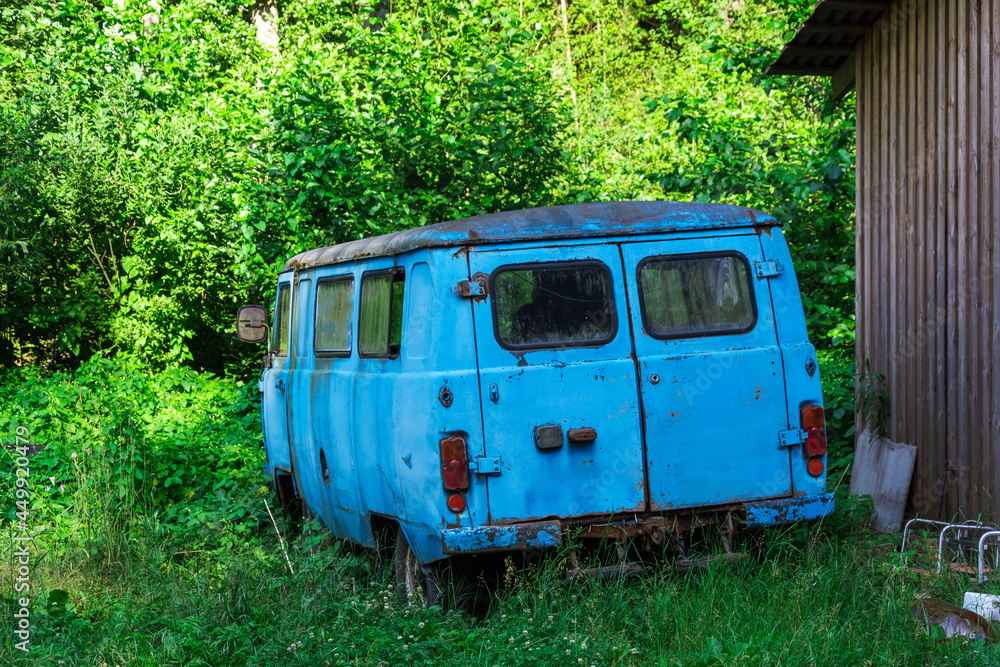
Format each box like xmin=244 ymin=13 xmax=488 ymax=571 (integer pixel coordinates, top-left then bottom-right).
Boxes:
xmin=283 ymin=201 xmax=779 ymax=270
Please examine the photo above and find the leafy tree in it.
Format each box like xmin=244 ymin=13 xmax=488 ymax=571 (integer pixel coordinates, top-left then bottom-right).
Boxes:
xmin=0 ymin=0 xmax=269 ymax=369
xmin=239 ymin=0 xmax=574 ymax=282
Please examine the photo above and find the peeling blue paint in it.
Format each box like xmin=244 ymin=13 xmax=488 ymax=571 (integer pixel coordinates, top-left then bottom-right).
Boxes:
xmin=442 ymin=522 xmax=562 ymax=554
xmin=744 ymin=493 xmax=836 ymax=528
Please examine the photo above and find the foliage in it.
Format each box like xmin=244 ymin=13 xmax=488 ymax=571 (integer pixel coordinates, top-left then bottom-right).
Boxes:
xmin=0 ymin=357 xmax=264 ymax=558
xmin=857 ymin=358 xmax=891 ymax=438
xmin=239 ymin=0 xmax=574 ymax=283
xmin=0 ymin=0 xmax=268 ymax=370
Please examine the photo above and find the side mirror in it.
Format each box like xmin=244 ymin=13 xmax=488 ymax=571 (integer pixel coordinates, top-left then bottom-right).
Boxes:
xmin=236 ymin=305 xmax=269 ymax=344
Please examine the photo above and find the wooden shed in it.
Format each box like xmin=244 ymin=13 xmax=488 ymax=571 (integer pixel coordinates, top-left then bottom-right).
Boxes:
xmin=770 ymin=0 xmax=1000 ymax=521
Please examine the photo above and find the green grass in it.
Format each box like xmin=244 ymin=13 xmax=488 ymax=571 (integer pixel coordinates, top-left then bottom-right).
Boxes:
xmin=2 ymin=358 xmax=998 ymax=666
xmin=4 ymin=516 xmax=1000 ymax=666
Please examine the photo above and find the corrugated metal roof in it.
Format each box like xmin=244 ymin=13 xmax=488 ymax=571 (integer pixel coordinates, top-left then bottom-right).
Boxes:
xmin=767 ymin=0 xmax=891 ymax=76
xmin=283 ymin=201 xmax=779 ymax=270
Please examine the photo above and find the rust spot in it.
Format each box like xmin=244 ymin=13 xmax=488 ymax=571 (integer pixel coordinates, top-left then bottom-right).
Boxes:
xmin=670 ymin=412 xmax=679 ymax=417
xmin=438 ymin=385 xmax=454 ymax=408
xmin=755 ymin=386 xmax=762 ymax=400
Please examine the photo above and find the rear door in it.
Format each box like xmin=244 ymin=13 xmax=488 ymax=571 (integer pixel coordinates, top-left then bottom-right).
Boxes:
xmin=621 ymin=234 xmax=792 ymax=510
xmin=469 ymin=244 xmax=645 ymax=523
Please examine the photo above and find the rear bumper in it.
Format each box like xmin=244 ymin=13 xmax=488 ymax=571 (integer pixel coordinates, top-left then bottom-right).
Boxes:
xmin=743 ymin=492 xmax=835 ymax=528
xmin=441 ymin=493 xmax=835 ymax=555
xmin=442 ymin=521 xmax=562 ymax=555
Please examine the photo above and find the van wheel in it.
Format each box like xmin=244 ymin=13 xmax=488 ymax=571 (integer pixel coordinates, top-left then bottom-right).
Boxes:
xmin=393 ymin=526 xmax=440 ymax=607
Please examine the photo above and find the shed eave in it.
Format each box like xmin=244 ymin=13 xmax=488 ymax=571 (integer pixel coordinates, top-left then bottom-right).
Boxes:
xmin=766 ymin=0 xmax=890 ymax=77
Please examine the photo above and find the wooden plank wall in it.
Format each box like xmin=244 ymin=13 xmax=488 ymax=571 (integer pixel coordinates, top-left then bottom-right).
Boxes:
xmin=855 ymin=0 xmax=1000 ymax=521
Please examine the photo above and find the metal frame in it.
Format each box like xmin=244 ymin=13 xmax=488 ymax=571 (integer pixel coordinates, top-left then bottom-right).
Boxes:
xmin=900 ymin=518 xmax=1000 ymax=582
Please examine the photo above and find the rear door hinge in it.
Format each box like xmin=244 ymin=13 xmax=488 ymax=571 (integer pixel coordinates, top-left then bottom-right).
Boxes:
xmin=454 ymin=273 xmax=489 ymax=298
xmin=755 ymin=260 xmax=784 ymax=278
xmin=469 ymin=456 xmax=502 ymax=475
xmin=778 ymin=428 xmax=806 ymax=449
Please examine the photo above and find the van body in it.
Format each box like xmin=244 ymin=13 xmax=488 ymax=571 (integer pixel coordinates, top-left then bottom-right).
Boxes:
xmin=244 ymin=201 xmax=834 ymax=572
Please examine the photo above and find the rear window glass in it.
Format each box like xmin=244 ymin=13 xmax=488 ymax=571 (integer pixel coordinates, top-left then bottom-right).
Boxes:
xmin=491 ymin=262 xmax=616 ymax=349
xmin=314 ymin=277 xmax=354 ymax=355
xmin=638 ymin=253 xmax=755 ymax=339
xmin=359 ymin=268 xmax=404 ymax=358
xmin=272 ymin=283 xmax=291 ymax=355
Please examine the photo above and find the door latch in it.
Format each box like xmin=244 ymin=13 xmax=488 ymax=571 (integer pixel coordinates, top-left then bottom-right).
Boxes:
xmin=778 ymin=428 xmax=806 ymax=449
xmin=469 ymin=456 xmax=502 ymax=475
xmin=454 ymin=273 xmax=489 ymax=298
xmin=754 ymin=260 xmax=784 ymax=278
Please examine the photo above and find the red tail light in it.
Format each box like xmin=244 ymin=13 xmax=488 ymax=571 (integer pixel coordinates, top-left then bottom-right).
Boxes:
xmin=807 ymin=458 xmax=825 ymax=477
xmin=804 ymin=427 xmax=827 ymax=456
xmin=440 ymin=436 xmax=470 ymax=491
xmin=800 ymin=404 xmax=827 ymax=471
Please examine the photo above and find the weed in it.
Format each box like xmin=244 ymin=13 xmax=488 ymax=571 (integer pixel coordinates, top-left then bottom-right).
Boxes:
xmin=2 ymin=360 xmax=997 ymax=666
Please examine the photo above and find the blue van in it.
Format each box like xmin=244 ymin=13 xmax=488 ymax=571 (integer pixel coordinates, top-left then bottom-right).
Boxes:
xmin=236 ymin=201 xmax=833 ymax=599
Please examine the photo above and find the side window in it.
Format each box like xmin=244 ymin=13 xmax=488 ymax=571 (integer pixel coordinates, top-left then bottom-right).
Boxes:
xmin=314 ymin=277 xmax=355 ymax=356
xmin=359 ymin=268 xmax=405 ymax=358
xmin=271 ymin=283 xmax=292 ymax=356
xmin=490 ymin=262 xmax=616 ymax=350
xmin=637 ymin=253 xmax=756 ymax=339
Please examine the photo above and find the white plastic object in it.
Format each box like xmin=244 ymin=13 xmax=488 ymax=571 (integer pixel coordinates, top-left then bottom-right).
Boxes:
xmin=963 ymin=592 xmax=1000 ymax=621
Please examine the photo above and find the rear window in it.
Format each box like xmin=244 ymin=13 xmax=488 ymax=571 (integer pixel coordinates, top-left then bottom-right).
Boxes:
xmin=314 ymin=276 xmax=354 ymax=355
xmin=637 ymin=253 xmax=756 ymax=339
xmin=491 ymin=262 xmax=616 ymax=350
xmin=359 ymin=268 xmax=405 ymax=358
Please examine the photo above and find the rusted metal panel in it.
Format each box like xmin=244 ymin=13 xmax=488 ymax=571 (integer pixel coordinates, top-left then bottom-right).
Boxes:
xmin=283 ymin=202 xmax=779 ymax=270
xmin=853 ymin=0 xmax=1000 ymax=520
xmin=744 ymin=493 xmax=836 ymax=528
xmin=442 ymin=521 xmax=562 ymax=555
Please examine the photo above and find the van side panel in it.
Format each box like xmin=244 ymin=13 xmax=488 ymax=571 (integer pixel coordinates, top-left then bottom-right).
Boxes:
xmin=303 ymin=266 xmax=363 ymax=541
xmin=282 ymin=251 xmax=486 ymax=565
xmin=757 ymin=229 xmax=826 ymax=497
xmin=358 ymin=251 xmax=487 ymax=564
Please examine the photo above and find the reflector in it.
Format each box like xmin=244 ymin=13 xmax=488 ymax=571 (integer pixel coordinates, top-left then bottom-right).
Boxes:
xmin=804 ymin=426 xmax=827 ymax=456
xmin=807 ymin=458 xmax=824 ymax=477
xmin=447 ymin=494 xmax=466 ymax=513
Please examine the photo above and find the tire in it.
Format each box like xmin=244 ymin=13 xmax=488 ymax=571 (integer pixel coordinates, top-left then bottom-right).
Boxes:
xmin=393 ymin=526 xmax=440 ymax=607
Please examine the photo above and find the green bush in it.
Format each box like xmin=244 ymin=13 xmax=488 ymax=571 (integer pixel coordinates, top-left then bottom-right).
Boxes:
xmin=0 ymin=358 xmax=264 ymax=555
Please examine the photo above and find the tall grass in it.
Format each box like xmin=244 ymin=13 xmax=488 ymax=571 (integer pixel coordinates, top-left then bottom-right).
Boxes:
xmin=3 ymin=360 xmax=999 ymax=665
xmin=6 ymin=520 xmax=1000 ymax=666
